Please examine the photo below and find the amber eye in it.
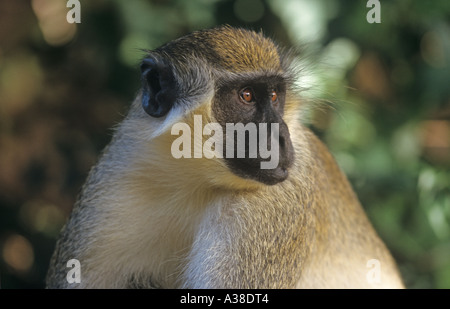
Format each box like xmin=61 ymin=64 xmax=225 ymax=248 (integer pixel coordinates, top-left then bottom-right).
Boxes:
xmin=240 ymin=88 xmax=254 ymax=103
xmin=270 ymin=90 xmax=278 ymax=103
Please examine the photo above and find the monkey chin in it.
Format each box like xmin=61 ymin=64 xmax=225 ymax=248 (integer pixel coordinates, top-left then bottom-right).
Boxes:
xmin=254 ymin=166 xmax=290 ymax=186
xmin=229 ymin=164 xmax=291 ymax=187
xmin=225 ymin=154 xmax=294 ymax=187
xmin=210 ymin=166 xmax=290 ymax=191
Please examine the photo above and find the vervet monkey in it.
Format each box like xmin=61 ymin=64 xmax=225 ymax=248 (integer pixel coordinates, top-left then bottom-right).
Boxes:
xmin=46 ymin=26 xmax=404 ymax=288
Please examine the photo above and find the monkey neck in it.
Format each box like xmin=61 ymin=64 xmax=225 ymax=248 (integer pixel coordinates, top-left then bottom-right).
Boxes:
xmin=76 ymin=124 xmax=249 ymax=287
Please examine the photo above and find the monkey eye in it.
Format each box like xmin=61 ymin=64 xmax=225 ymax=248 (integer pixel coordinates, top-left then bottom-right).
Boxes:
xmin=270 ymin=90 xmax=278 ymax=104
xmin=239 ymin=88 xmax=255 ymax=104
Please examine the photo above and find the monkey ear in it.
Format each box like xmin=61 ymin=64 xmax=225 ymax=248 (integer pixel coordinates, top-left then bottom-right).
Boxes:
xmin=140 ymin=57 xmax=178 ymax=118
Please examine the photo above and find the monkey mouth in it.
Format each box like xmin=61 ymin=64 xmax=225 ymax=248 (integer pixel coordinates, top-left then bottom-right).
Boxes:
xmin=228 ymin=158 xmax=291 ymax=186
xmin=223 ymin=143 xmax=295 ymax=186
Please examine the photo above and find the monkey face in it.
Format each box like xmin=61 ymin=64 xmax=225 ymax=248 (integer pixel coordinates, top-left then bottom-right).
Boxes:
xmin=212 ymin=74 xmax=295 ymax=185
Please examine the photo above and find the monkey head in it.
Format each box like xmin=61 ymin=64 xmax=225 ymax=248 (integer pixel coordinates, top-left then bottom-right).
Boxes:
xmin=138 ymin=26 xmax=296 ymax=187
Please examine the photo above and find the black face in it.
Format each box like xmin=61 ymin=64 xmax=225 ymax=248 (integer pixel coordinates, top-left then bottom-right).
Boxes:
xmin=213 ymin=75 xmax=295 ymax=185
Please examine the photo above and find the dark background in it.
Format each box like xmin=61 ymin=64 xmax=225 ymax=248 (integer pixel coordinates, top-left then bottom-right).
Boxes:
xmin=0 ymin=0 xmax=449 ymax=289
